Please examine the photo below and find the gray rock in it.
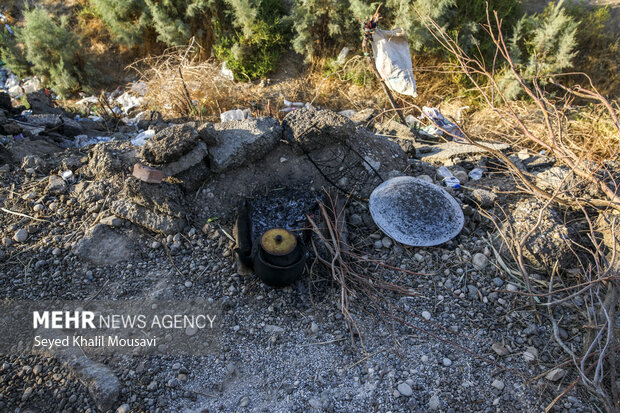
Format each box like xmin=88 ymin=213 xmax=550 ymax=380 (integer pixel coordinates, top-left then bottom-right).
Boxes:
xmin=141 ymin=123 xmax=200 ymax=164
xmin=467 ymin=285 xmax=479 ymax=300
xmin=116 ymin=404 xmax=130 ymax=413
xmin=545 ymin=368 xmax=566 ymax=382
xmin=45 ymin=175 xmax=66 ymax=195
xmin=239 ymin=396 xmax=250 ymax=407
xmin=470 ymin=188 xmax=497 ymax=208
xmin=72 ymin=224 xmax=134 ymax=265
xmin=110 ymin=199 xmax=185 ymax=235
xmin=499 ymin=198 xmax=575 ymax=271
xmin=421 ymin=311 xmax=431 ymax=321
xmin=100 ymin=216 xmax=123 ymax=227
xmin=491 ymin=379 xmax=505 ymax=391
xmin=122 ymin=178 xmax=186 ymax=218
xmin=34 ymin=330 xmax=120 ymax=412
xmin=492 ymin=277 xmax=504 ymax=287
xmin=381 ymin=237 xmax=393 ymax=248
xmin=492 ymin=342 xmax=510 ymax=356
xmin=209 ymin=117 xmax=282 ymax=172
xmin=13 ymin=228 xmax=28 ymax=243
xmin=283 ymin=108 xmax=356 ymax=154
xmin=397 ymin=382 xmax=413 ymax=397
xmin=349 ymin=214 xmax=363 ymax=226
xmin=442 ymin=357 xmax=452 ymax=367
xmin=375 ymin=120 xmax=417 ymax=155
xmin=162 ymin=141 xmax=208 ymax=177
xmin=429 ymin=395 xmax=441 ymax=410
xmin=536 ymin=166 xmax=573 ymax=192
xmin=264 ymin=325 xmax=284 ymax=333
xmin=349 ymin=108 xmax=376 ymax=125
xmin=472 ymin=253 xmax=489 ymax=270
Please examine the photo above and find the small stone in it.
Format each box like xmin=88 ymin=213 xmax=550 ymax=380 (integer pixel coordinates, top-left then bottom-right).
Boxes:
xmin=117 ymin=404 xmax=130 ymax=413
xmin=52 ymin=248 xmax=61 ymax=256
xmin=492 ymin=277 xmax=504 ymax=287
xmin=373 ymin=240 xmax=383 ymax=250
xmin=147 ymin=381 xmax=158 ymax=391
xmin=310 ymin=322 xmax=319 ymax=334
xmin=472 ymin=253 xmax=488 ymax=270
xmin=442 ymin=357 xmax=452 ymax=367
xmin=184 ymin=281 xmax=192 ymax=288
xmin=507 ymin=283 xmax=518 ymax=292
xmin=429 ymin=395 xmax=441 ymax=410
xmin=101 ymin=216 xmax=123 ymax=226
xmin=48 ymin=202 xmax=59 ymax=211
xmin=545 ymin=368 xmax=566 ymax=382
xmin=381 ymin=237 xmax=393 ymax=248
xmin=421 ymin=311 xmax=431 ymax=321
xmin=2 ymin=237 xmax=12 ymax=247
xmin=264 ymin=325 xmax=284 ymax=333
xmin=13 ymin=229 xmax=28 ymax=243
xmin=349 ymin=214 xmax=363 ymax=226
xmin=45 ymin=175 xmax=66 ymax=195
xmin=491 ymin=379 xmax=505 ymax=391
xmin=421 ymin=355 xmax=429 ymax=363
xmin=185 ymin=325 xmax=198 ymax=336
xmin=397 ymin=382 xmax=413 ymax=397
xmin=33 ymin=204 xmax=45 ymax=212
xmin=239 ymin=396 xmax=250 ymax=407
xmin=22 ymin=387 xmax=33 ymax=401
xmin=151 ymin=241 xmax=161 ymax=249
xmin=33 ymin=365 xmax=43 ymax=375
xmin=492 ymin=342 xmax=510 ymax=356
xmin=523 ymin=347 xmax=538 ymax=362
xmin=309 ymin=398 xmax=322 ymax=409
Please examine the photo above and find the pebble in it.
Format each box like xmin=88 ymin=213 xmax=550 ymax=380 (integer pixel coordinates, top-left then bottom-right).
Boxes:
xmin=397 ymin=382 xmax=413 ymax=397
xmin=442 ymin=357 xmax=452 ymax=367
xmin=52 ymin=247 xmax=61 ymax=256
xmin=184 ymin=281 xmax=192 ymax=288
xmin=151 ymin=241 xmax=161 ymax=249
xmin=239 ymin=396 xmax=250 ymax=407
xmin=492 ymin=277 xmax=504 ymax=287
xmin=381 ymin=237 xmax=393 ymax=248
xmin=264 ymin=325 xmax=284 ymax=333
xmin=507 ymin=283 xmax=518 ymax=292
xmin=310 ymin=322 xmax=319 ymax=334
xmin=48 ymin=202 xmax=59 ymax=211
xmin=492 ymin=342 xmax=510 ymax=356
xmin=117 ymin=404 xmax=130 ymax=413
xmin=2 ymin=237 xmax=12 ymax=247
xmin=22 ymin=386 xmax=33 ymax=401
xmin=523 ymin=347 xmax=538 ymax=362
xmin=491 ymin=379 xmax=505 ymax=391
xmin=13 ymin=228 xmax=28 ymax=243
xmin=33 ymin=204 xmax=44 ymax=212
xmin=309 ymin=398 xmax=322 ymax=409
xmin=373 ymin=240 xmax=383 ymax=250
xmin=545 ymin=368 xmax=566 ymax=382
xmin=349 ymin=214 xmax=363 ymax=226
xmin=421 ymin=311 xmax=431 ymax=321
xmin=429 ymin=394 xmax=441 ymax=410
xmin=472 ymin=253 xmax=488 ymax=270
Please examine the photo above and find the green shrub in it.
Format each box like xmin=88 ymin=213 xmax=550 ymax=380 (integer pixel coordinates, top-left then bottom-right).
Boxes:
xmin=1 ymin=8 xmax=97 ymax=97
xmin=0 ymin=29 xmax=30 ymax=78
xmin=215 ymin=0 xmax=290 ymax=80
xmin=498 ymin=0 xmax=578 ymax=100
xmin=91 ymin=0 xmax=151 ymax=48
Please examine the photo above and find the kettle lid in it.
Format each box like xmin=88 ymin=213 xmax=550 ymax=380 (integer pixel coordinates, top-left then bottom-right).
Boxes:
xmin=261 ymin=228 xmax=297 ymax=256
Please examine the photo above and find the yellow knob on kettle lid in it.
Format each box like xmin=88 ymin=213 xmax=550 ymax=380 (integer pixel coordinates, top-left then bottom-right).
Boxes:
xmin=261 ymin=228 xmax=297 ymax=256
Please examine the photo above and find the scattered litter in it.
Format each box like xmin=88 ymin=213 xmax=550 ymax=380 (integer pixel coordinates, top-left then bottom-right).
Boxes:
xmin=76 ymin=96 xmax=99 ymax=106
xmin=336 ymin=47 xmax=351 ymax=65
xmin=437 ymin=166 xmax=461 ymax=189
xmin=74 ymin=135 xmax=114 ymax=148
xmin=220 ymin=62 xmax=234 ymax=81
xmin=369 ymin=176 xmax=464 ymax=246
xmin=468 ymin=168 xmax=484 ymax=180
xmin=115 ymin=92 xmax=144 ymax=114
xmin=131 ymin=129 xmax=156 ymax=146
xmin=220 ymin=108 xmax=251 ymax=122
xmin=405 ymin=114 xmax=417 ymax=126
xmin=22 ymin=77 xmax=41 ymax=94
xmin=421 ymin=106 xmax=465 ymax=141
xmin=130 ymin=81 xmax=147 ymax=96
xmin=370 ymin=28 xmax=417 ymax=97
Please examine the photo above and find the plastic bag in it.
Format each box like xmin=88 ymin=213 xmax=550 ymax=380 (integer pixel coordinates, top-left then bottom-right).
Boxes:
xmin=220 ymin=108 xmax=250 ymax=122
xmin=370 ymin=28 xmax=417 ymax=97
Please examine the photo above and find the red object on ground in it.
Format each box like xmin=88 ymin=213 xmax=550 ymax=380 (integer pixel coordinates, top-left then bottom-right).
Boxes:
xmin=133 ymin=163 xmax=163 ymax=183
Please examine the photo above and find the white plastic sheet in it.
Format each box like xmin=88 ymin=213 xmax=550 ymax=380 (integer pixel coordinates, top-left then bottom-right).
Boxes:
xmin=370 ymin=29 xmax=417 ymax=97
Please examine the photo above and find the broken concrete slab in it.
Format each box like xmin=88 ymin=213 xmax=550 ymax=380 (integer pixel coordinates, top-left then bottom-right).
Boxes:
xmin=140 ymin=123 xmax=200 ymax=164
xmin=123 ymin=178 xmax=186 ymax=218
xmin=418 ymin=141 xmax=511 ymax=163
xmin=209 ymin=117 xmax=282 ymax=172
xmin=499 ymin=198 xmax=575 ymax=272
xmin=282 ymin=108 xmax=356 ymax=154
xmin=72 ymin=224 xmax=134 ymax=265
xmin=34 ymin=329 xmax=120 ymax=412
xmin=111 ymin=199 xmax=185 ymax=235
xmin=375 ymin=120 xmax=417 ymax=156
xmin=83 ymin=142 xmax=136 ymax=180
xmin=162 ymin=141 xmax=207 ymax=177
